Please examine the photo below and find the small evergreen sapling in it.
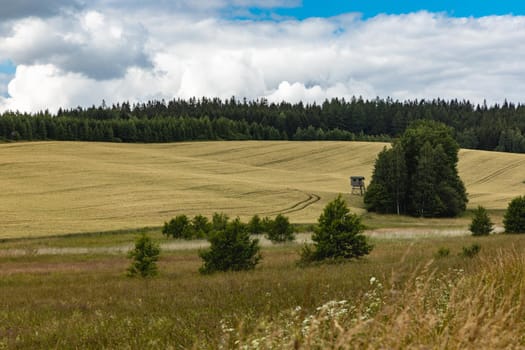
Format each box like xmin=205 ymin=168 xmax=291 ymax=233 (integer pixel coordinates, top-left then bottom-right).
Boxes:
xmin=301 ymin=195 xmax=372 ymax=262
xmin=127 ymin=234 xmax=161 ymax=277
xmin=503 ymin=196 xmax=525 ymax=233
xmin=266 ymin=214 xmax=295 ymax=243
xmin=199 ymin=218 xmax=261 ymax=274
xmin=469 ymin=206 xmax=493 ymax=236
xmin=247 ymin=214 xmax=264 ymax=234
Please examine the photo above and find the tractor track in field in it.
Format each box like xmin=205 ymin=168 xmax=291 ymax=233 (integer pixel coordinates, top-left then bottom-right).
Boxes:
xmin=262 ymin=191 xmax=321 ymax=216
xmin=468 ymin=159 xmax=525 ymax=186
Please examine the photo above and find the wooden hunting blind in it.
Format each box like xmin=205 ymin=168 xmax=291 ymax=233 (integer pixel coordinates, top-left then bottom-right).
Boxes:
xmin=350 ymin=176 xmax=366 ymax=195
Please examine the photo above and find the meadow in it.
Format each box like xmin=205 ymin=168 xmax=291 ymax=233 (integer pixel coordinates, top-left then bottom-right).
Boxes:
xmin=1 ymin=233 xmax=524 ymax=348
xmin=1 ymin=141 xmax=525 ymax=348
xmin=1 ymin=141 xmax=524 ymax=238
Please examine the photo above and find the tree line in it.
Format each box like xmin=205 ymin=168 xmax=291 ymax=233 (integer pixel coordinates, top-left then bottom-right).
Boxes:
xmin=1 ymin=96 xmax=525 ymax=153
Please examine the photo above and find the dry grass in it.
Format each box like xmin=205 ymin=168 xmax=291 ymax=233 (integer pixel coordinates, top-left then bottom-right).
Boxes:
xmin=1 ymin=141 xmax=524 ymax=238
xmin=1 ymin=234 xmax=524 ymax=349
xmin=224 ymin=240 xmax=525 ymax=349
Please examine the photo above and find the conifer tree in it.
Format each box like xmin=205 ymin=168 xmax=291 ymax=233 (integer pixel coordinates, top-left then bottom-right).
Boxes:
xmin=470 ymin=206 xmax=494 ymax=236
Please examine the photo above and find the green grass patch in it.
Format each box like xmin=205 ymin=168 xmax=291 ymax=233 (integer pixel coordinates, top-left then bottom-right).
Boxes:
xmin=1 ymin=234 xmax=524 ymax=348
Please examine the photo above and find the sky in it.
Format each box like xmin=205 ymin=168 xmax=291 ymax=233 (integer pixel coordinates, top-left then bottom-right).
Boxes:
xmin=1 ymin=0 xmax=525 ymax=113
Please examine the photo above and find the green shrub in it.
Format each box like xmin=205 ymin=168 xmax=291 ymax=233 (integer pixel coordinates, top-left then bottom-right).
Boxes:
xmin=461 ymin=243 xmax=481 ymax=258
xmin=162 ymin=214 xmax=193 ymax=239
xmin=266 ymin=214 xmax=295 ymax=243
xmin=247 ymin=214 xmax=264 ymax=234
xmin=199 ymin=218 xmax=261 ymax=274
xmin=261 ymin=216 xmax=273 ymax=232
xmin=192 ymin=214 xmax=212 ymax=238
xmin=127 ymin=234 xmax=160 ymax=277
xmin=435 ymin=247 xmax=450 ymax=258
xmin=503 ymin=196 xmax=525 ymax=233
xmin=301 ymin=195 xmax=372 ymax=262
xmin=469 ymin=206 xmax=493 ymax=236
xmin=212 ymin=212 xmax=229 ymax=232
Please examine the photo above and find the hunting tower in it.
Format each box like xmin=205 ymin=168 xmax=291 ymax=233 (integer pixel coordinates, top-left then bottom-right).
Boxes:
xmin=350 ymin=176 xmax=366 ymax=195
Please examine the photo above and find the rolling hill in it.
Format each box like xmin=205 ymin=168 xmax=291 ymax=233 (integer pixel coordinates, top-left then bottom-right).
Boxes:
xmin=0 ymin=141 xmax=524 ymax=238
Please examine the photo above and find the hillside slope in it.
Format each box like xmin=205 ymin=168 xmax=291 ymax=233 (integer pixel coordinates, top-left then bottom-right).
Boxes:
xmin=0 ymin=141 xmax=523 ymax=238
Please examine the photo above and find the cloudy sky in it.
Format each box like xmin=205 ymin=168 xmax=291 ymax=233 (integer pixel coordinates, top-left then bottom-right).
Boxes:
xmin=1 ymin=0 xmax=525 ymax=113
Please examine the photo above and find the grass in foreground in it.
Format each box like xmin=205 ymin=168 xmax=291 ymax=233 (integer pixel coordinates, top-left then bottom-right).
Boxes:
xmin=1 ymin=233 xmax=524 ymax=348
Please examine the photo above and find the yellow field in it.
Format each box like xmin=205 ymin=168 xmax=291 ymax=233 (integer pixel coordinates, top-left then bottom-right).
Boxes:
xmin=0 ymin=141 xmax=524 ymax=238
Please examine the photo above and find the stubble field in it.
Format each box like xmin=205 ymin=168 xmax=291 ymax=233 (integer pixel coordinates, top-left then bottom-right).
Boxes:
xmin=1 ymin=141 xmax=524 ymax=239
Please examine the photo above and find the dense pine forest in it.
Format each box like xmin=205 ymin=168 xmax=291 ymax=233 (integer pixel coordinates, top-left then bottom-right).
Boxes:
xmin=1 ymin=97 xmax=525 ymax=153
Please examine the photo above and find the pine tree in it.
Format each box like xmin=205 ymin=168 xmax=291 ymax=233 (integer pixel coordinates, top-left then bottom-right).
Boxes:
xmin=127 ymin=234 xmax=160 ymax=277
xmin=199 ymin=218 xmax=261 ymax=274
xmin=366 ymin=120 xmax=467 ymax=217
xmin=503 ymin=196 xmax=525 ymax=233
xmin=266 ymin=214 xmax=295 ymax=243
xmin=470 ymin=206 xmax=494 ymax=236
xmin=302 ymin=195 xmax=372 ymax=262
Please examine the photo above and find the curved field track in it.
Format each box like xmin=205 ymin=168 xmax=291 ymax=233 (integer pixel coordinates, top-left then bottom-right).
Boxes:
xmin=0 ymin=141 xmax=524 ymax=238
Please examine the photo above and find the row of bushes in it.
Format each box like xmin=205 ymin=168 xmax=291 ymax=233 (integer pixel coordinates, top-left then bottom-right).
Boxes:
xmin=129 ymin=195 xmax=372 ymax=276
xmin=162 ymin=213 xmax=295 ymax=243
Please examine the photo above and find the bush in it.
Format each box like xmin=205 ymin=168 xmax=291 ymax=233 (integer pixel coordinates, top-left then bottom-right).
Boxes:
xmin=301 ymin=195 xmax=372 ymax=262
xmin=503 ymin=196 xmax=525 ymax=233
xmin=199 ymin=218 xmax=262 ymax=274
xmin=461 ymin=243 xmax=481 ymax=258
xmin=435 ymin=247 xmax=450 ymax=258
xmin=247 ymin=214 xmax=264 ymax=234
xmin=261 ymin=216 xmax=273 ymax=232
xmin=162 ymin=214 xmax=194 ymax=239
xmin=469 ymin=206 xmax=493 ymax=236
xmin=127 ymin=234 xmax=160 ymax=277
xmin=266 ymin=214 xmax=295 ymax=243
xmin=212 ymin=212 xmax=229 ymax=232
xmin=192 ymin=214 xmax=212 ymax=238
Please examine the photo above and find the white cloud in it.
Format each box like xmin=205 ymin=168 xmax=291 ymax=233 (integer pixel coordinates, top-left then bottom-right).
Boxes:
xmin=0 ymin=72 xmax=12 ymax=97
xmin=0 ymin=11 xmax=150 ymax=80
xmin=266 ymin=81 xmax=376 ymax=104
xmin=2 ymin=9 xmax=525 ymax=113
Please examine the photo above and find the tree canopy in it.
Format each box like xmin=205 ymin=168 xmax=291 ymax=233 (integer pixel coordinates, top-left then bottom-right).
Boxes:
xmin=365 ymin=120 xmax=468 ymax=217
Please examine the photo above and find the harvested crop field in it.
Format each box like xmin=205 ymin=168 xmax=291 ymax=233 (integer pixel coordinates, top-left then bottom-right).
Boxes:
xmin=0 ymin=141 xmax=523 ymax=238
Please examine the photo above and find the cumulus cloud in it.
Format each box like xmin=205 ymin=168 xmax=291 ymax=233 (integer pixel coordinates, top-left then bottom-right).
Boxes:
xmin=2 ymin=8 xmax=525 ymax=113
xmin=0 ymin=64 xmax=170 ymax=112
xmin=0 ymin=72 xmax=12 ymax=97
xmin=0 ymin=11 xmax=151 ymax=80
xmin=0 ymin=0 xmax=83 ymax=21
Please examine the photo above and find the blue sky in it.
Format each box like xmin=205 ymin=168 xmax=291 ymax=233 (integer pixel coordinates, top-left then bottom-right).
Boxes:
xmin=0 ymin=60 xmax=16 ymax=75
xmin=273 ymin=0 xmax=525 ymax=19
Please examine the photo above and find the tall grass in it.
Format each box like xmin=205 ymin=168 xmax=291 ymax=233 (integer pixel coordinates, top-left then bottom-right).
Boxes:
xmin=225 ymin=247 xmax=525 ymax=349
xmin=0 ymin=235 xmax=523 ymax=348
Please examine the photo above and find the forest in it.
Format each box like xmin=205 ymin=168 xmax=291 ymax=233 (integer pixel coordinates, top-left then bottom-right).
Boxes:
xmin=1 ymin=96 xmax=525 ymax=153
